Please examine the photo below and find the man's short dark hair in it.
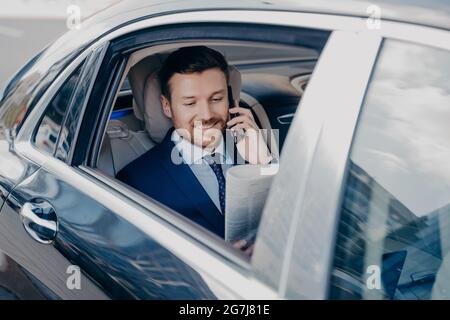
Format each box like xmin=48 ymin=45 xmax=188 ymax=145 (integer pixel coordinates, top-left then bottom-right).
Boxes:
xmin=158 ymin=46 xmax=229 ymax=100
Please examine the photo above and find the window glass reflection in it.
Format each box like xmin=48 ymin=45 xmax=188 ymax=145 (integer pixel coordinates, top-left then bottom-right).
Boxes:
xmin=330 ymin=40 xmax=450 ymax=300
xmin=34 ymin=62 xmax=84 ymax=155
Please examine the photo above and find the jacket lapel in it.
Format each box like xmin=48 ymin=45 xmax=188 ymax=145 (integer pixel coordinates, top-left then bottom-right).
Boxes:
xmin=158 ymin=128 xmax=224 ymax=237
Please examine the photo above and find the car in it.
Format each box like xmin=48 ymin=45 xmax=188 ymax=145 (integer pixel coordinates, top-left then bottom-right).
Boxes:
xmin=0 ymin=0 xmax=449 ymax=300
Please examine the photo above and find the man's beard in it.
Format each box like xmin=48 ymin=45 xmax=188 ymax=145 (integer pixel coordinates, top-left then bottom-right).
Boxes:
xmin=192 ymin=118 xmax=226 ymax=149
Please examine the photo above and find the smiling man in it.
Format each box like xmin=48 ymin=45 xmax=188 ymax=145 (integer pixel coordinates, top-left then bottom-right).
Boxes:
xmin=117 ymin=46 xmax=272 ymax=243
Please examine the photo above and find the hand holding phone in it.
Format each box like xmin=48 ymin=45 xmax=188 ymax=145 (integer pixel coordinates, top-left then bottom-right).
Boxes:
xmin=226 ymin=86 xmax=273 ymax=165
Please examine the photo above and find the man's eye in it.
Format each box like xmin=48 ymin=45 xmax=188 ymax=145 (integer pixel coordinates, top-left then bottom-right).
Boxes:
xmin=212 ymin=97 xmax=223 ymax=103
xmin=184 ymin=102 xmax=195 ymax=106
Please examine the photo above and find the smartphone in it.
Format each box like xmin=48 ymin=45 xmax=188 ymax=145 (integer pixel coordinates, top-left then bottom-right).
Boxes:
xmin=228 ymin=85 xmax=238 ymax=143
xmin=228 ymin=85 xmax=236 ymax=117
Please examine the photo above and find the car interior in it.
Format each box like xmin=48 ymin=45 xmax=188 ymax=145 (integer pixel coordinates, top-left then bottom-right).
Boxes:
xmin=92 ymin=40 xmax=321 ymax=254
xmin=96 ymin=40 xmax=318 ymax=177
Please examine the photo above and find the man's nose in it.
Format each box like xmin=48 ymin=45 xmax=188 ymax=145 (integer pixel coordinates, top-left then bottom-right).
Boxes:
xmin=198 ymin=100 xmax=213 ymax=120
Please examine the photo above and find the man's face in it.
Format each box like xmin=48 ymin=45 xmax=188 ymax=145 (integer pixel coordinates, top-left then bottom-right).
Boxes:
xmin=161 ymin=68 xmax=229 ymax=149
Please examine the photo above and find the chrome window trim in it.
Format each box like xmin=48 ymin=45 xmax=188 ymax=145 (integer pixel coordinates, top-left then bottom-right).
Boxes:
xmin=274 ymin=30 xmax=382 ymax=299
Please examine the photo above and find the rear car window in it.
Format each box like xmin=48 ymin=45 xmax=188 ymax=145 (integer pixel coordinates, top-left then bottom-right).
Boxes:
xmin=33 ymin=61 xmax=85 ymax=155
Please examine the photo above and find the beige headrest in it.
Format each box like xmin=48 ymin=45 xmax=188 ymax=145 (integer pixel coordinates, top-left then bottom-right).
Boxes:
xmin=129 ymin=55 xmax=242 ymax=143
xmin=129 ymin=54 xmax=166 ymax=126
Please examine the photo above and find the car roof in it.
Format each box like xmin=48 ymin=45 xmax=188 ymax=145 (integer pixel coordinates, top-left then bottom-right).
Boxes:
xmin=85 ymin=0 xmax=449 ymax=31
xmin=44 ymin=0 xmax=450 ymax=76
xmin=43 ymin=0 xmax=449 ymax=68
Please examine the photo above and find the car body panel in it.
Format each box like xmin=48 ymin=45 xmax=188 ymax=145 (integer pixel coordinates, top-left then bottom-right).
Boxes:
xmin=0 ymin=140 xmax=39 ymax=208
xmin=252 ymin=30 xmax=382 ymax=298
xmin=0 ymin=182 xmax=109 ymax=299
xmin=0 ymin=249 xmax=58 ymax=300
xmin=0 ymin=166 xmax=220 ymax=299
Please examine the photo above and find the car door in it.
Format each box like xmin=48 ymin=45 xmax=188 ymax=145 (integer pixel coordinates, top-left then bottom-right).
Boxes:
xmin=327 ymin=36 xmax=450 ymax=300
xmin=277 ymin=19 xmax=450 ymax=299
xmin=0 ymin=44 xmax=111 ymax=299
xmin=2 ymin=39 xmax=228 ymax=299
xmin=0 ymin=139 xmax=45 ymax=299
xmin=252 ymin=29 xmax=382 ymax=298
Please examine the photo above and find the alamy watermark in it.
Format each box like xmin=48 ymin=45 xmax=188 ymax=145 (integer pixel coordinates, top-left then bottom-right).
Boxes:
xmin=169 ymin=126 xmax=280 ymax=176
xmin=66 ymin=5 xmax=82 ymax=30
xmin=66 ymin=265 xmax=81 ymax=290
xmin=366 ymin=265 xmax=381 ymax=290
xmin=366 ymin=4 xmax=382 ymax=30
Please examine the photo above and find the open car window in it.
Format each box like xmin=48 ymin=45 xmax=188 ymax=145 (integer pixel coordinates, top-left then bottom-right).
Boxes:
xmin=83 ymin=24 xmax=330 ymax=288
xmin=95 ymin=40 xmax=321 ymax=256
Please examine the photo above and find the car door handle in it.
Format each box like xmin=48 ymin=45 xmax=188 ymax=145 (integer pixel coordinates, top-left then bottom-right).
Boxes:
xmin=20 ymin=201 xmax=58 ymax=244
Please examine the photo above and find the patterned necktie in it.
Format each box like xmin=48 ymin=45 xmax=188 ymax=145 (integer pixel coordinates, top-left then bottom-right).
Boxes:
xmin=204 ymin=153 xmax=226 ymax=215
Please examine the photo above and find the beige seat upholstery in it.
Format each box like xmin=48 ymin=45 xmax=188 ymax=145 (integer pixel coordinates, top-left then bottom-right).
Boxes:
xmin=97 ymin=119 xmax=156 ymax=177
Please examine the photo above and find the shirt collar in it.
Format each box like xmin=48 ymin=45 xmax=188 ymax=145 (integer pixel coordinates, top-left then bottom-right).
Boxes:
xmin=171 ymin=129 xmax=230 ymax=165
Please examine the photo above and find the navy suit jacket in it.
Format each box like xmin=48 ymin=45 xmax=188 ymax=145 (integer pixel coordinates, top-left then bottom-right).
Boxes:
xmin=117 ymin=127 xmax=225 ymax=238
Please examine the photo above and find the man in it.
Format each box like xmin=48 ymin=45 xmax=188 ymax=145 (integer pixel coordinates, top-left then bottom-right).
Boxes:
xmin=117 ymin=46 xmax=272 ymax=247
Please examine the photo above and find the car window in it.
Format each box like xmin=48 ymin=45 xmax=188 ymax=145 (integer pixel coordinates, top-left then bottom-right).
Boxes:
xmin=86 ymin=24 xmax=329 ymax=293
xmin=329 ymin=40 xmax=450 ymax=299
xmin=97 ymin=43 xmax=322 ymax=262
xmin=33 ymin=61 xmax=85 ymax=155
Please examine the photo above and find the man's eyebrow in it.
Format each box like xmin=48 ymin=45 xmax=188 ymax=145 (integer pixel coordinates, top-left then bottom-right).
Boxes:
xmin=210 ymin=89 xmax=226 ymax=96
xmin=181 ymin=89 xmax=226 ymax=99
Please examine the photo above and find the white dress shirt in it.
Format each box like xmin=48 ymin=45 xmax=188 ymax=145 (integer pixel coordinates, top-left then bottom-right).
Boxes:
xmin=171 ymin=129 xmax=234 ymax=214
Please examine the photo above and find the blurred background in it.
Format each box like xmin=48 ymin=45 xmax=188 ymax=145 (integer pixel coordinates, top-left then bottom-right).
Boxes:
xmin=0 ymin=0 xmax=120 ymax=93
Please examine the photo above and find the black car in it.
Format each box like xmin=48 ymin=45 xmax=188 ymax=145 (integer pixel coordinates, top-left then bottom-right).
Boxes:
xmin=0 ymin=0 xmax=449 ymax=299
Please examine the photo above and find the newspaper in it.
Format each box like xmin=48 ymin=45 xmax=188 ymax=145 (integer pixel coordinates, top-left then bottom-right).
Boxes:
xmin=225 ymin=164 xmax=277 ymax=243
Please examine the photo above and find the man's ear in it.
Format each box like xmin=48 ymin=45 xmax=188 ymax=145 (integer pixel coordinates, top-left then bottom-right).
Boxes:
xmin=160 ymin=94 xmax=172 ymax=118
